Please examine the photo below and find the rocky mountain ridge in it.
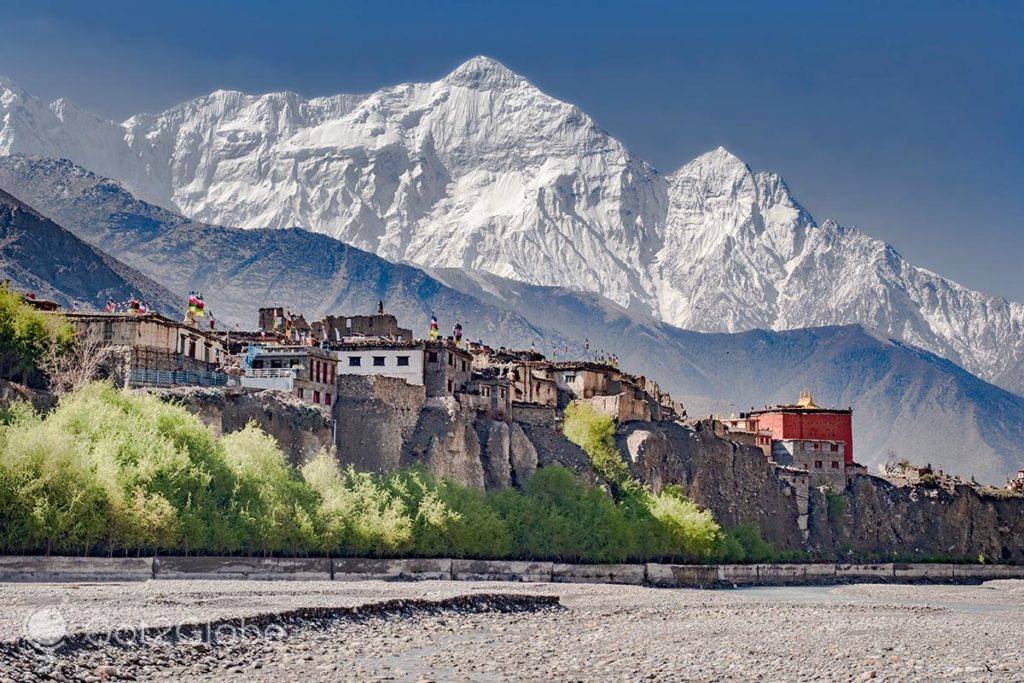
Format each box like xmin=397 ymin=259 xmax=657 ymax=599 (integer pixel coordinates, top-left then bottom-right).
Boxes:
xmin=1 ymin=60 xmax=1022 ymax=394
xmin=1 ymin=155 xmax=1022 ymax=482
xmin=0 ymin=186 xmax=180 ymax=314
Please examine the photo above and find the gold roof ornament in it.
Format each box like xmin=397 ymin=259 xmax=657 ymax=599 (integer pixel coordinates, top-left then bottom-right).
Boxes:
xmin=797 ymin=389 xmax=819 ymax=409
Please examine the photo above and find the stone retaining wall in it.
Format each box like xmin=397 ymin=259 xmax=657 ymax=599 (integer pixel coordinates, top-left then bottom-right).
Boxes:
xmin=2 ymin=556 xmax=1023 ymax=586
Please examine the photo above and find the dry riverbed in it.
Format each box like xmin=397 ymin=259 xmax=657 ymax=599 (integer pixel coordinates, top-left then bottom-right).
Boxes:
xmin=1 ymin=579 xmax=1022 ymax=681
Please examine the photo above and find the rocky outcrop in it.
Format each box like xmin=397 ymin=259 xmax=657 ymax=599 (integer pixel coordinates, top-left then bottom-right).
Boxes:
xmin=146 ymin=386 xmax=333 ymax=464
xmin=0 ymin=379 xmax=55 ymax=414
xmin=620 ymin=421 xmax=806 ymax=551
xmin=143 ymin=385 xmax=1024 ymax=563
xmin=619 ymin=419 xmax=1024 ymax=561
xmin=809 ymin=475 xmax=1024 ymax=563
xmin=404 ymin=399 xmax=487 ymax=490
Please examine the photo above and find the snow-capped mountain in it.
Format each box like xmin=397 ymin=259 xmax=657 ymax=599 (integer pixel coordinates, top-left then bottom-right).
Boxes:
xmin=3 ymin=153 xmax=1024 ymax=481
xmin=2 ymin=59 xmax=1022 ymax=394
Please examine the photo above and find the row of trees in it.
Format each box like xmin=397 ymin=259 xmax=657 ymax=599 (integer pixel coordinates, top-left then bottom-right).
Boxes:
xmin=0 ymin=382 xmax=775 ymax=561
xmin=0 ymin=284 xmax=777 ymax=562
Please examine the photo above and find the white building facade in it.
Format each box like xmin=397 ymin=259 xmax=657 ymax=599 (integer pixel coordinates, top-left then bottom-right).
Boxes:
xmin=332 ymin=342 xmax=424 ymax=386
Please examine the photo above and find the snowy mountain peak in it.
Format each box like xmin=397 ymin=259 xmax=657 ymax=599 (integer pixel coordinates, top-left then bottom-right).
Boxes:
xmin=443 ymin=56 xmax=524 ymax=89
xmin=1 ymin=67 xmax=1023 ymax=396
xmin=684 ymin=145 xmax=750 ymax=173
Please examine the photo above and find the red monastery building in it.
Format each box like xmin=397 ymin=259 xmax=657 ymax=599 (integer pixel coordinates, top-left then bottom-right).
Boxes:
xmin=743 ymin=391 xmax=854 ymax=464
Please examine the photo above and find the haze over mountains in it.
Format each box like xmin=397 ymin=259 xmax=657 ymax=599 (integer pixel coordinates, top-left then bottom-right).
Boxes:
xmin=1 ymin=155 xmax=1022 ymax=483
xmin=1 ymin=58 xmax=1022 ymax=396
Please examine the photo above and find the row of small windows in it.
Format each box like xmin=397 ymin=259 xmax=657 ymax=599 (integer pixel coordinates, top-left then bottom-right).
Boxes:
xmin=813 ymin=460 xmax=842 ymax=469
xmin=347 ymin=355 xmax=411 ymax=367
xmin=802 ymin=442 xmax=841 ymax=452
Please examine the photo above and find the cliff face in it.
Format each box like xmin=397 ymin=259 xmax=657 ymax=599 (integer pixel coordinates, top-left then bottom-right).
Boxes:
xmin=146 ymin=386 xmax=335 ymax=464
xmin=619 ymin=421 xmax=807 ymax=551
xmin=808 ymin=476 xmax=1024 ymax=563
xmin=143 ymin=385 xmax=1024 ymax=562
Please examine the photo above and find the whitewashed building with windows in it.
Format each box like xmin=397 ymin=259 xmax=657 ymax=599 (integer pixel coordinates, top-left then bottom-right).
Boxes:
xmin=332 ymin=340 xmax=424 ymax=386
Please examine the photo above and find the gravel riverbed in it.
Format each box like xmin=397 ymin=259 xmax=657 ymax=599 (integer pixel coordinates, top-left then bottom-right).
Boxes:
xmin=1 ymin=579 xmax=1022 ymax=681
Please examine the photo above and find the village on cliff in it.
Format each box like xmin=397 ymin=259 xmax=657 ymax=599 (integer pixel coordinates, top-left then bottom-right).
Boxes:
xmin=21 ymin=289 xmax=1024 ymax=524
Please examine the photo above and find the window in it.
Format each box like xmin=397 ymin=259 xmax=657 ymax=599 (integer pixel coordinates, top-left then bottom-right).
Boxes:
xmin=830 ymin=443 xmax=839 ymax=452
xmin=831 ymin=461 xmax=840 ymax=469
xmin=428 ymin=351 xmax=438 ymax=363
xmin=271 ymin=359 xmax=282 ymax=368
xmin=461 ymin=360 xmax=467 ymax=371
xmin=349 ymin=356 xmax=361 ymax=367
xmin=373 ymin=356 xmax=386 ymax=367
xmin=189 ymin=340 xmax=197 ymax=358
xmin=313 ymin=390 xmax=321 ymax=404
xmin=814 ymin=460 xmax=823 ymax=469
xmin=482 ymin=387 xmax=490 ymax=397
xmin=324 ymin=393 xmax=332 ymax=406
xmin=447 ymin=354 xmax=453 ymax=366
xmin=447 ymin=379 xmax=453 ymax=393
xmin=297 ymin=388 xmax=304 ymax=399
xmin=397 ymin=355 xmax=410 ymax=367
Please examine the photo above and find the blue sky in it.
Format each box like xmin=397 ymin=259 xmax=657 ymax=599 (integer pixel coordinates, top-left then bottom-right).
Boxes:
xmin=2 ymin=0 xmax=1022 ymax=300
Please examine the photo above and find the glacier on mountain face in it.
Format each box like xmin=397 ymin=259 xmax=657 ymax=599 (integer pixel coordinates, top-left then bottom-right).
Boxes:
xmin=1 ymin=57 xmax=1022 ymax=395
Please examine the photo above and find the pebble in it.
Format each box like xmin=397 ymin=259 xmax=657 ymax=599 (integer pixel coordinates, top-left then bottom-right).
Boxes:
xmin=0 ymin=581 xmax=1022 ymax=680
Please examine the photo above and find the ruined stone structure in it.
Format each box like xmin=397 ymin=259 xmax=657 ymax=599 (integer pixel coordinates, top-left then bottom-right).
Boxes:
xmin=772 ymin=439 xmax=846 ymax=490
xmin=333 ymin=374 xmax=426 ymax=473
xmin=257 ymin=304 xmax=413 ymax=342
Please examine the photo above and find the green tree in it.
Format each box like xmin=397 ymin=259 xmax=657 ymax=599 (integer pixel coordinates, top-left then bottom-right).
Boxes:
xmin=0 ymin=285 xmax=73 ymax=388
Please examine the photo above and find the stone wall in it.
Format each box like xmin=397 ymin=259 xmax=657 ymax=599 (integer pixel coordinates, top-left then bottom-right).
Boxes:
xmin=333 ymin=375 xmax=425 ymax=472
xmin=146 ymin=386 xmax=333 ymax=464
xmin=511 ymin=403 xmax=559 ymax=427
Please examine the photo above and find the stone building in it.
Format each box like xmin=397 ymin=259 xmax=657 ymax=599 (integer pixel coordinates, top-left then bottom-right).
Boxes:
xmin=547 ymin=361 xmax=618 ymax=402
xmin=240 ymin=345 xmax=338 ymax=407
xmin=771 ymin=439 xmax=846 ymax=489
xmin=577 ymin=377 xmax=652 ymax=423
xmin=509 ymin=363 xmax=558 ymax=407
xmin=464 ymin=369 xmax=514 ymax=420
xmin=424 ymin=341 xmax=472 ymax=397
xmin=332 ymin=340 xmax=424 ymax=386
xmin=66 ymin=312 xmax=227 ymax=388
xmin=746 ymin=391 xmax=854 ymax=464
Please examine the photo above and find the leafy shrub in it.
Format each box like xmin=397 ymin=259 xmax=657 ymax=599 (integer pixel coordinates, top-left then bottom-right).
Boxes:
xmin=825 ymin=487 xmax=848 ymax=520
xmin=562 ymin=402 xmax=632 ymax=487
xmin=491 ymin=466 xmax=636 ymax=563
xmin=713 ymin=523 xmax=777 ymax=563
xmin=301 ymin=453 xmax=413 ymax=556
xmin=0 ymin=382 xmax=732 ymax=563
xmin=0 ymin=285 xmax=73 ymax=388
